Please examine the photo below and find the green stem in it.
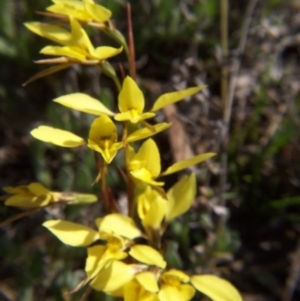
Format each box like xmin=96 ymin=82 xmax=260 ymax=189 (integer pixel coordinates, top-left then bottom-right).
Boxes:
xmin=98 ymin=61 xmax=121 ymax=91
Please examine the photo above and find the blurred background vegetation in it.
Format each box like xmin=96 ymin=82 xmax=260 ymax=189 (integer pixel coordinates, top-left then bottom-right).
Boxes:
xmin=1 ymin=0 xmax=300 ymax=300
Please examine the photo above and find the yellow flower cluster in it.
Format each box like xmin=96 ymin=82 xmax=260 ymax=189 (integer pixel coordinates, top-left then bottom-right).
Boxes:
xmin=43 ymin=214 xmax=241 ymax=301
xmin=2 ymin=1 xmax=243 ymax=301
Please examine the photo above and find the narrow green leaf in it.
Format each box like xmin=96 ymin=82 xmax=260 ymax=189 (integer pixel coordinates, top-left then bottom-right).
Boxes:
xmin=271 ymin=196 xmax=300 ymax=208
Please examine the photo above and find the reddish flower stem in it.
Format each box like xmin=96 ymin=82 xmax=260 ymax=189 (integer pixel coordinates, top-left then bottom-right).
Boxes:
xmin=127 ymin=3 xmax=136 ymax=80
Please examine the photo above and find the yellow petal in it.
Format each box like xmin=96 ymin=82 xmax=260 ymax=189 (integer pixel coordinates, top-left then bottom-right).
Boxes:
xmin=151 ymin=85 xmax=206 ymax=112
xmin=89 ymin=115 xmax=117 ymax=139
xmin=165 ymin=173 xmax=196 ymax=222
xmin=54 ymin=93 xmax=115 ymax=116
xmin=129 ymin=245 xmax=166 ymax=269
xmin=133 ymin=139 xmax=161 ymax=177
xmin=3 ymin=183 xmax=52 ymax=208
xmin=88 ymin=139 xmax=121 ymax=164
xmin=30 ymin=125 xmax=85 ymax=147
xmin=5 ymin=194 xmax=51 ymax=208
xmin=141 ymin=190 xmax=166 ymax=229
xmin=2 ymin=185 xmax=29 ymax=194
xmin=98 ymin=213 xmax=142 ymax=239
xmin=114 ymin=111 xmax=155 ymax=124
xmin=90 ymin=260 xmax=135 ymax=293
xmin=136 ymin=271 xmax=159 ymax=293
xmin=126 ymin=145 xmax=136 ymax=162
xmin=69 ymin=17 xmax=95 ymax=54
xmin=124 ymin=280 xmax=159 ymax=301
xmin=162 ymin=269 xmax=190 ymax=283
xmin=40 ymin=45 xmax=87 ymax=61
xmin=24 ymin=22 xmax=71 ymax=45
xmin=161 ymin=153 xmax=216 ymax=176
xmin=27 ymin=182 xmax=50 ymax=196
xmin=137 ymin=186 xmax=152 ymax=220
xmin=190 ymin=275 xmax=242 ymax=301
xmin=43 ymin=220 xmax=99 ymax=247
xmin=85 ymin=245 xmax=107 ymax=278
xmin=94 ymin=46 xmax=123 ymax=60
xmin=47 ymin=1 xmax=91 ymax=21
xmin=179 ymin=284 xmax=196 ymax=300
xmin=158 ymin=285 xmax=181 ymax=301
xmin=127 ymin=123 xmax=171 ymax=143
xmin=83 ymin=1 xmax=112 ymax=23
xmin=118 ymin=76 xmax=145 ymax=115
xmin=85 ymin=245 xmax=128 ymax=279
xmin=130 ymin=169 xmax=164 ymax=186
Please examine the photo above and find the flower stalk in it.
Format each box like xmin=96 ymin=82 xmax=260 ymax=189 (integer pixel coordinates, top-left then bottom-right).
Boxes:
xmin=1 ymin=1 xmax=243 ymax=301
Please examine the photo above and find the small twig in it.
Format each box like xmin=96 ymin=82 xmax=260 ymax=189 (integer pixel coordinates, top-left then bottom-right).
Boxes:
xmin=281 ymin=238 xmax=300 ymax=301
xmin=79 ymin=285 xmax=92 ymax=301
xmin=219 ymin=0 xmax=258 ymax=208
xmin=225 ymin=0 xmax=259 ymax=127
xmin=0 ymin=208 xmax=39 ymax=227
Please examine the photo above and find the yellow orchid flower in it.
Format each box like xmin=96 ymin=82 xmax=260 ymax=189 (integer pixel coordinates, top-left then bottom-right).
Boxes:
xmin=90 ymin=245 xmax=166 ymax=295
xmin=85 ymin=233 xmax=129 ymax=280
xmin=3 ymin=183 xmax=97 ymax=208
xmin=89 ymin=260 xmax=137 ymax=295
xmin=87 ymin=116 xmax=170 ymax=163
xmin=45 ymin=204 xmax=246 ymax=301
xmin=114 ymin=76 xmax=206 ymax=124
xmin=43 ymin=213 xmax=168 ymax=291
xmin=89 ymin=239 xmax=167 ymax=281
xmin=50 ymin=77 xmax=205 ymax=124
xmin=3 ymin=182 xmax=60 ymax=208
xmin=23 ymin=16 xmax=122 ymax=84
xmin=25 ymin=17 xmax=122 ymax=62
xmin=128 ymin=138 xmax=216 ymax=187
xmin=31 ymin=116 xmax=170 ymax=164
xmin=125 ymin=267 xmax=242 ymax=301
xmin=43 ymin=214 xmax=141 ymax=275
xmin=127 ymin=138 xmax=163 ymax=186
xmin=51 ymin=92 xmax=171 ymax=136
xmin=46 ymin=0 xmax=112 ymax=24
xmin=137 ymin=173 xmax=196 ymax=242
